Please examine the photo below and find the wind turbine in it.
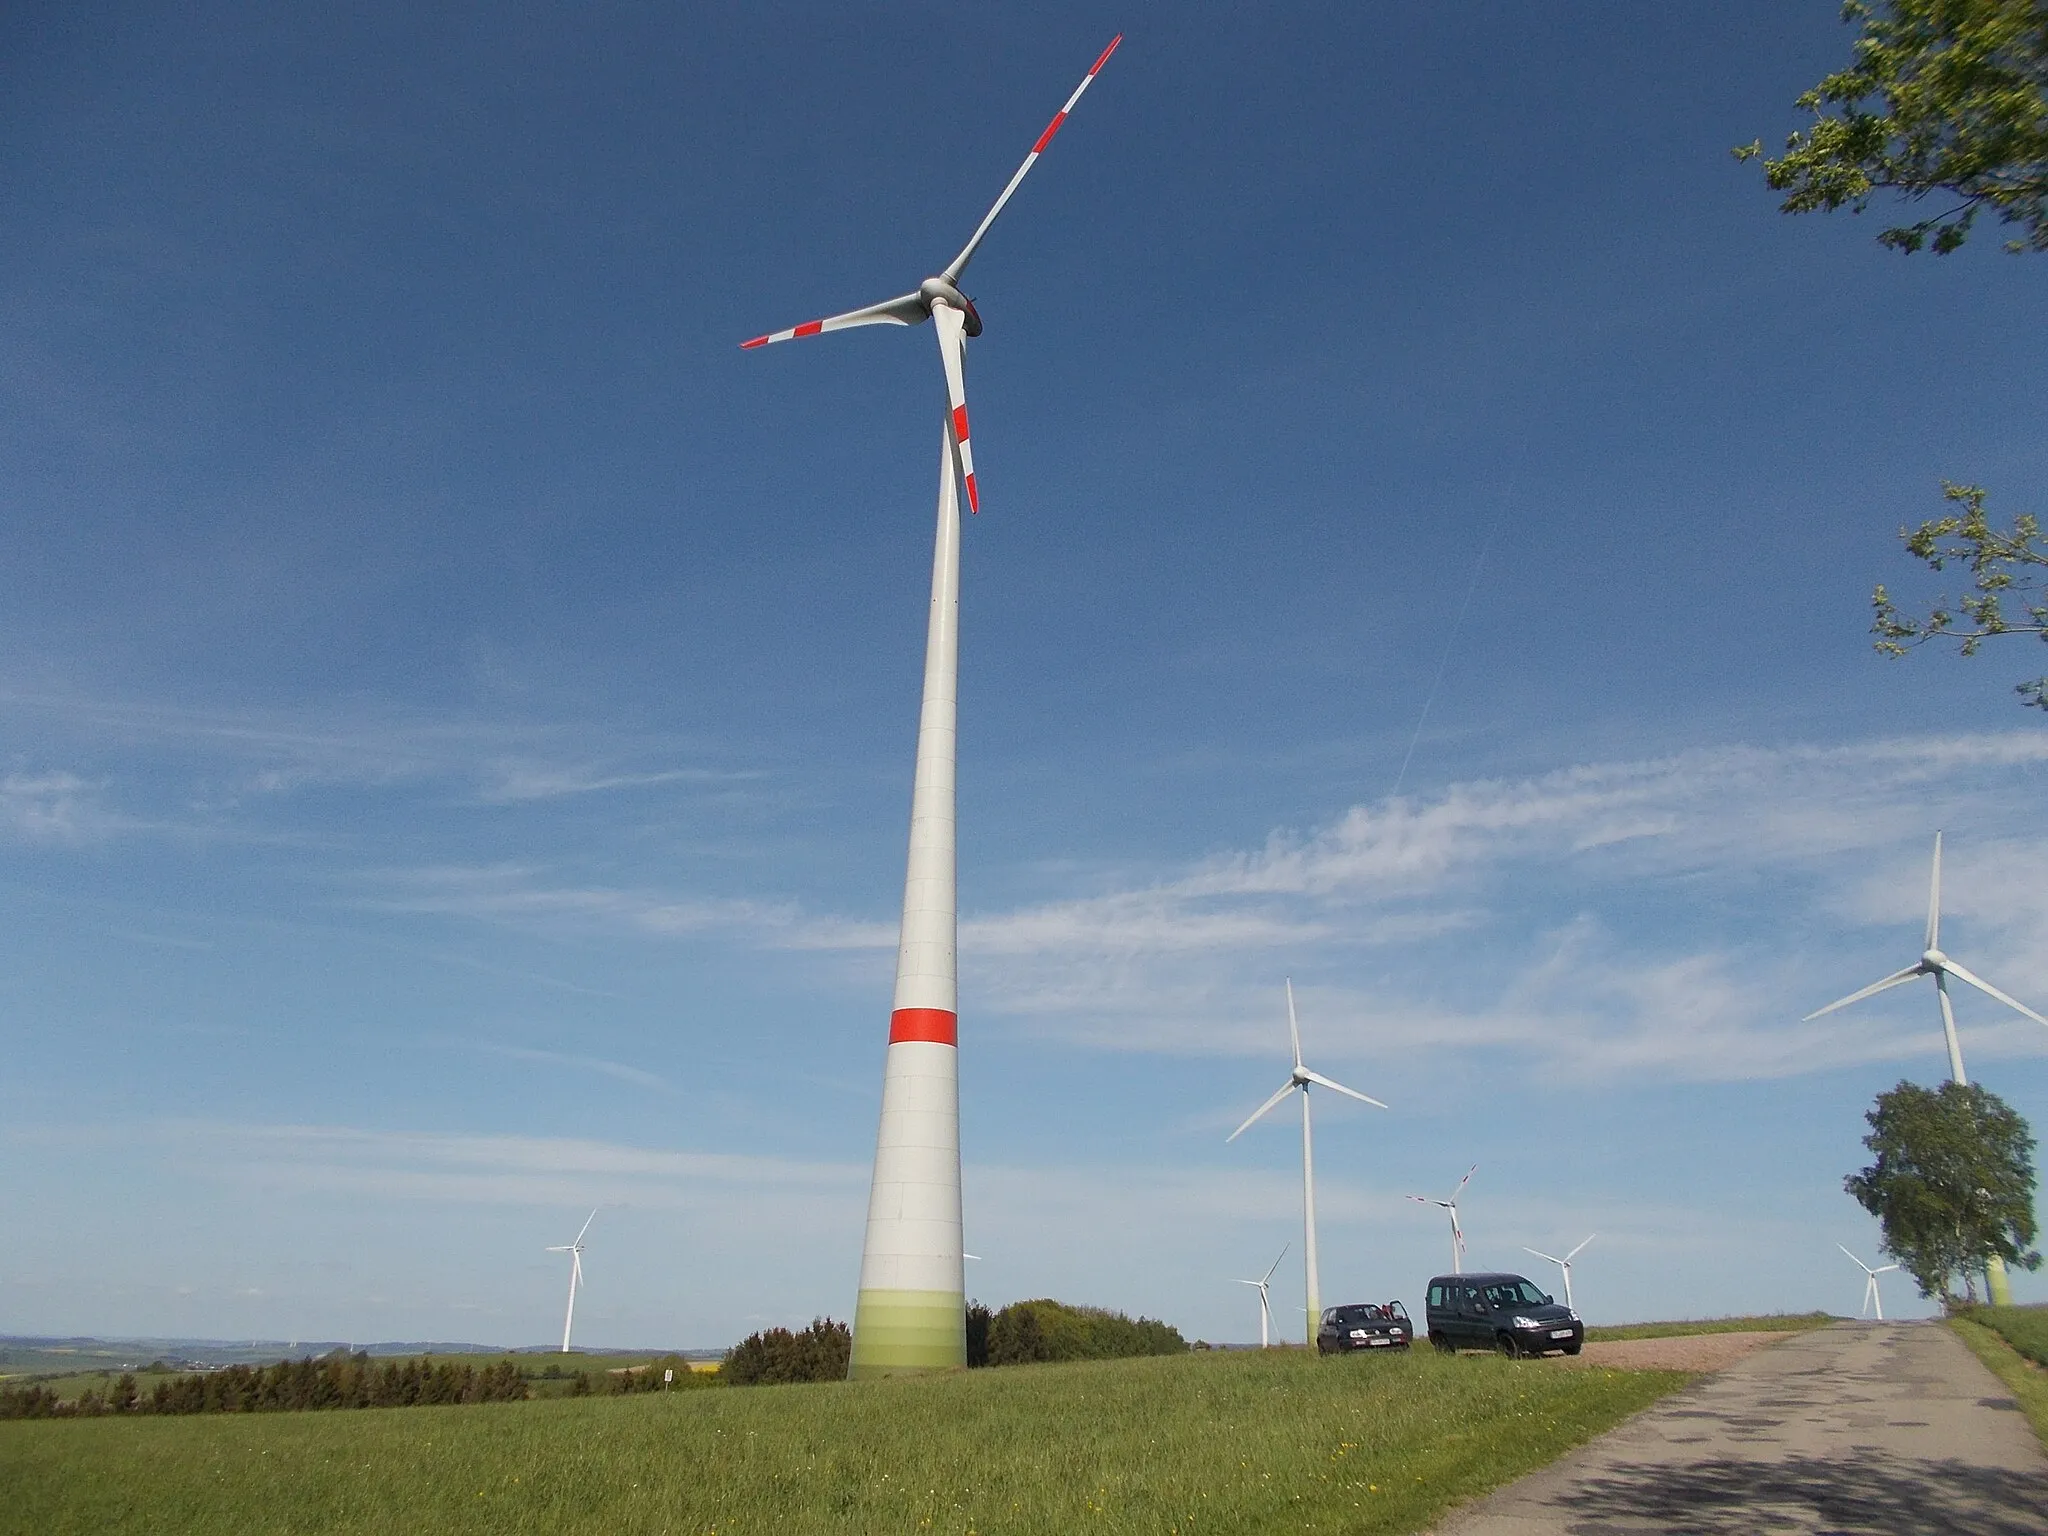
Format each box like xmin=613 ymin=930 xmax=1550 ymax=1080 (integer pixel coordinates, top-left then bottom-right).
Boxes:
xmin=742 ymin=37 xmax=1122 ymax=1379
xmin=1228 ymin=981 xmax=1387 ymax=1339
xmin=1522 ymin=1234 xmax=1595 ymax=1309
xmin=1233 ymin=1244 xmax=1289 ymax=1348
xmin=546 ymin=1209 xmax=597 ymax=1353
xmin=1805 ymin=831 xmax=2047 ymax=1304
xmin=1409 ymin=1167 xmax=1477 ymax=1274
xmin=1838 ymin=1244 xmax=1900 ymax=1321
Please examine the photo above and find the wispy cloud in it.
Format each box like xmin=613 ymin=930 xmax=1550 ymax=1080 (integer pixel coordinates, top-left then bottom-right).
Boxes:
xmin=121 ymin=1121 xmax=867 ymax=1214
xmin=345 ymin=730 xmax=2048 ymax=1082
xmin=1 ymin=770 xmax=100 ymax=841
xmin=464 ymin=1041 xmax=668 ymax=1091
xmin=478 ymin=763 xmax=765 ymax=804
xmin=367 ymin=863 xmax=799 ymax=936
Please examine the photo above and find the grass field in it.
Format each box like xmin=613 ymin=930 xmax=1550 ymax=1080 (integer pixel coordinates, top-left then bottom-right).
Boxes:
xmin=1959 ymin=1304 xmax=2048 ymax=1369
xmin=1949 ymin=1316 xmax=2048 ymax=1452
xmin=1582 ymin=1312 xmax=1833 ymax=1342
xmin=0 ymin=1347 xmax=1688 ymax=1535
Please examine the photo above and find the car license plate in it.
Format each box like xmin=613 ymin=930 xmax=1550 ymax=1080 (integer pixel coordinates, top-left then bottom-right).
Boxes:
xmin=1367 ymin=1337 xmax=1390 ymax=1346
xmin=1550 ymin=1329 xmax=1574 ymax=1339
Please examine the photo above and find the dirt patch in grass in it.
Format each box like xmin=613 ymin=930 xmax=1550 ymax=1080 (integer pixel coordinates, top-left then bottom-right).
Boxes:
xmin=1554 ymin=1330 xmax=1793 ymax=1373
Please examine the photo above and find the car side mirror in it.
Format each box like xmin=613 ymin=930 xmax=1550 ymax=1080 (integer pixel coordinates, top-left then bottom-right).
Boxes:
xmin=1543 ymin=1294 xmax=1553 ymax=1305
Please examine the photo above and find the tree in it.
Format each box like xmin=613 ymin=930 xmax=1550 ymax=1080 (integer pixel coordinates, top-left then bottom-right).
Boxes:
xmin=1844 ymin=1079 xmax=2041 ymax=1303
xmin=720 ymin=1318 xmax=853 ymax=1385
xmin=1735 ymin=0 xmax=2048 ymax=254
xmin=1873 ymin=481 xmax=2048 ymax=706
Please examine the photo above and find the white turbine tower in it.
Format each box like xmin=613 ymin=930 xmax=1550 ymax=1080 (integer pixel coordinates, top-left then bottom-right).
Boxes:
xmin=1838 ymin=1244 xmax=1900 ymax=1321
xmin=1522 ymin=1234 xmax=1595 ymax=1309
xmin=1233 ymin=1244 xmax=1289 ymax=1349
xmin=1805 ymin=831 xmax=2047 ymax=1304
xmin=1228 ymin=981 xmax=1387 ymax=1340
xmin=547 ymin=1209 xmax=597 ymax=1353
xmin=742 ymin=38 xmax=1122 ymax=1378
xmin=1409 ymin=1166 xmax=1477 ymax=1274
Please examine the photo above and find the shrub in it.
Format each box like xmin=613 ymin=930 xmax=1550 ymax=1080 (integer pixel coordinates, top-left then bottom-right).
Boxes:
xmin=983 ymin=1300 xmax=1186 ymax=1366
xmin=721 ymin=1319 xmax=852 ymax=1385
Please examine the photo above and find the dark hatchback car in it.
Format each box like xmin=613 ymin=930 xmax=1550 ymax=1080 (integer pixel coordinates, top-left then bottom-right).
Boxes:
xmin=1315 ymin=1301 xmax=1413 ymax=1354
xmin=1425 ymin=1273 xmax=1582 ymax=1357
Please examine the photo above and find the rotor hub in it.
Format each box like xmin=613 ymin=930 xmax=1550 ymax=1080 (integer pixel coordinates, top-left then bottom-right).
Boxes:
xmin=920 ymin=276 xmax=983 ymax=336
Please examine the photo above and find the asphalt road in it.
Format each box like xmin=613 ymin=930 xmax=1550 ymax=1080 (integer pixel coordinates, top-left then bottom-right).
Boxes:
xmin=1431 ymin=1320 xmax=2048 ymax=1535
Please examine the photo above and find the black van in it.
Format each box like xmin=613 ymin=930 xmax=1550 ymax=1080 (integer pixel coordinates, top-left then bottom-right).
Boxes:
xmin=1425 ymin=1272 xmax=1582 ymax=1357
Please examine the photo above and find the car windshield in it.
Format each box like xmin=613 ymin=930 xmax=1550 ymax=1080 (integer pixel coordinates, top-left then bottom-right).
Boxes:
xmin=1482 ymin=1280 xmax=1548 ymax=1308
xmin=1338 ymin=1306 xmax=1386 ymax=1324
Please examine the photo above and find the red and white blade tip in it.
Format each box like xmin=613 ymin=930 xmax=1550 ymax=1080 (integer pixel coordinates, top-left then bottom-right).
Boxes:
xmin=740 ymin=320 xmax=823 ymax=350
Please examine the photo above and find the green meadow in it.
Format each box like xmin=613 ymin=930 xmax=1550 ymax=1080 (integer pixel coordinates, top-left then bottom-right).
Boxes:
xmin=0 ymin=1346 xmax=1686 ymax=1536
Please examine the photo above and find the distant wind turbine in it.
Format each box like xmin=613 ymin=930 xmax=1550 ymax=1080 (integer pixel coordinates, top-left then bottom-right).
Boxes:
xmin=547 ymin=1209 xmax=597 ymax=1353
xmin=1522 ymin=1234 xmax=1595 ymax=1309
xmin=1228 ymin=980 xmax=1387 ymax=1336
xmin=1805 ymin=831 xmax=2047 ymax=1303
xmin=1409 ymin=1166 xmax=1477 ymax=1274
xmin=1233 ymin=1244 xmax=1289 ymax=1348
xmin=1838 ymin=1244 xmax=1899 ymax=1321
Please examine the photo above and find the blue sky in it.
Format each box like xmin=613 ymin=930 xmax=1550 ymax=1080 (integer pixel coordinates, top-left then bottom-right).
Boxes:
xmin=3 ymin=1 xmax=2045 ymax=1349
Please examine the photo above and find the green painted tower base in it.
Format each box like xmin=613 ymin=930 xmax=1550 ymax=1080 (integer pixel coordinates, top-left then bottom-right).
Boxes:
xmin=1987 ymin=1254 xmax=2013 ymax=1306
xmin=847 ymin=1288 xmax=966 ymax=1378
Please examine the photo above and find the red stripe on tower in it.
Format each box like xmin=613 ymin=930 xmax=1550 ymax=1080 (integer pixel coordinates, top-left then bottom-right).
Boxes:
xmin=889 ymin=1008 xmax=959 ymax=1046
xmin=1031 ymin=112 xmax=1067 ymax=154
xmin=794 ymin=320 xmax=823 ymax=338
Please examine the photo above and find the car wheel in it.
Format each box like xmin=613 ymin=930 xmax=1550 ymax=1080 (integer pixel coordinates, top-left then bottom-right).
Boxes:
xmin=1496 ymin=1333 xmax=1519 ymax=1359
xmin=1563 ymin=1344 xmax=1582 ymax=1356
xmin=1430 ymin=1332 xmax=1453 ymax=1354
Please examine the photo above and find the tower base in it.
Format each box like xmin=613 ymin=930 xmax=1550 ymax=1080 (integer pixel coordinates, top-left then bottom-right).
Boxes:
xmin=847 ymin=1287 xmax=966 ymax=1377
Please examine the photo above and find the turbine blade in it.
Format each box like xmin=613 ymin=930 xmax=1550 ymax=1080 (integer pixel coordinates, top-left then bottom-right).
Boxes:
xmin=1941 ymin=959 xmax=2048 ymax=1027
xmin=1875 ymin=1264 xmax=1900 ymax=1273
xmin=1261 ymin=1243 xmax=1289 ymax=1285
xmin=1565 ymin=1234 xmax=1596 ymax=1261
xmin=575 ymin=1208 xmax=599 ymax=1246
xmin=1926 ymin=831 xmax=1944 ymax=952
xmin=740 ymin=290 xmax=927 ymax=350
xmin=1227 ymin=1081 xmax=1298 ymax=1142
xmin=940 ymin=36 xmax=1122 ymax=283
xmin=1522 ymin=1246 xmax=1564 ymax=1266
xmin=1803 ymin=965 xmax=1924 ymax=1021
xmin=1285 ymin=979 xmax=1303 ymax=1071
xmin=1454 ymin=1164 xmax=1477 ymax=1199
xmin=1837 ymin=1243 xmax=1873 ymax=1275
xmin=1298 ymin=1068 xmax=1388 ymax=1109
xmin=933 ymin=303 xmax=979 ymax=513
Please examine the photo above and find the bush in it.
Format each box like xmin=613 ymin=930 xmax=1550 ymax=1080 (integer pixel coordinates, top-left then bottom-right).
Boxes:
xmin=1 ymin=1354 xmax=528 ymax=1418
xmin=982 ymin=1300 xmax=1187 ymax=1366
xmin=721 ymin=1319 xmax=852 ymax=1385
